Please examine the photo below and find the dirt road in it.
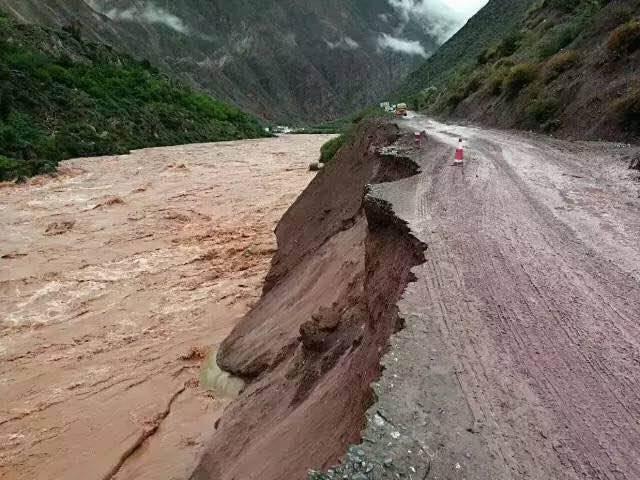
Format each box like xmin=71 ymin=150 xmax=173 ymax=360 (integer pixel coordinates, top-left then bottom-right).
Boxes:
xmin=361 ymin=117 xmax=640 ymax=479
xmin=0 ymin=134 xmax=331 ymax=480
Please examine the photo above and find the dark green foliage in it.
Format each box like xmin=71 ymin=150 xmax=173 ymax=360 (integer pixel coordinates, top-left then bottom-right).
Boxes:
xmin=537 ymin=0 xmax=609 ymax=58
xmin=320 ymin=135 xmax=347 ymax=163
xmin=62 ymin=21 xmax=82 ymax=42
xmin=544 ymin=50 xmax=580 ymax=82
xmin=537 ymin=24 xmax=582 ymax=58
xmin=612 ymin=88 xmax=640 ymax=132
xmin=542 ymin=0 xmax=581 ymax=13
xmin=317 ymin=107 xmax=391 ymax=164
xmin=397 ymin=0 xmax=536 ymax=100
xmin=487 ymin=67 xmax=510 ymax=95
xmin=411 ymin=87 xmax=438 ymax=110
xmin=527 ymin=97 xmax=561 ymax=125
xmin=504 ymin=64 xmax=538 ymax=96
xmin=0 ymin=14 xmax=267 ymax=180
xmin=477 ymin=32 xmax=524 ymax=65
xmin=595 ymin=5 xmax=633 ymax=33
xmin=442 ymin=69 xmax=487 ymax=109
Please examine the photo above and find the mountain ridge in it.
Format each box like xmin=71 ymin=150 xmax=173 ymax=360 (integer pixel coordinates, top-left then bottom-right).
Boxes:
xmin=0 ymin=0 xmax=451 ymax=122
xmin=0 ymin=11 xmax=267 ymax=180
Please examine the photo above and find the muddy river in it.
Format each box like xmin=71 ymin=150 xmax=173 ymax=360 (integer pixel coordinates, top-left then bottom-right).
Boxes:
xmin=0 ymin=134 xmax=333 ymax=480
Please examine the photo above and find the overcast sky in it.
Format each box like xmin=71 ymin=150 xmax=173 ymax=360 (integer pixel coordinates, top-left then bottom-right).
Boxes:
xmin=439 ymin=0 xmax=490 ymax=18
xmin=378 ymin=0 xmax=488 ymax=56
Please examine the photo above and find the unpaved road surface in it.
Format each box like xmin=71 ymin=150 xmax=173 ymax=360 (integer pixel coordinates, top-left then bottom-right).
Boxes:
xmin=365 ymin=116 xmax=640 ymax=479
xmin=0 ymin=135 xmax=331 ymax=480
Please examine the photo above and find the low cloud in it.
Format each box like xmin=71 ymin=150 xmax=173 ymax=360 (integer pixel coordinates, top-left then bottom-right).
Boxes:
xmin=377 ymin=33 xmax=427 ymax=57
xmin=89 ymin=1 xmax=189 ymax=34
xmin=325 ymin=36 xmax=360 ymax=50
xmin=387 ymin=0 xmax=488 ymax=43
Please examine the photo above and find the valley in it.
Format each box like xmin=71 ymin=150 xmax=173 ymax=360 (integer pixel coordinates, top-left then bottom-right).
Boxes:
xmin=1 ymin=0 xmax=640 ymax=479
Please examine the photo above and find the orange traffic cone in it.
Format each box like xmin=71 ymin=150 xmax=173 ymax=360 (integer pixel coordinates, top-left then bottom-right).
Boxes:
xmin=454 ymin=138 xmax=464 ymax=166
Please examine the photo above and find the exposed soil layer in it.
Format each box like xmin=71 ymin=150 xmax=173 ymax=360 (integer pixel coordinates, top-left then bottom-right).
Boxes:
xmin=194 ymin=114 xmax=640 ymax=480
xmin=0 ymin=134 xmax=330 ymax=480
xmin=190 ymin=122 xmax=430 ymax=480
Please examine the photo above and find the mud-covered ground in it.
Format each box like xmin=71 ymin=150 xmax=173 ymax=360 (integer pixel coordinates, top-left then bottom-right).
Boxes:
xmin=0 ymin=134 xmax=332 ymax=480
xmin=350 ymin=116 xmax=640 ymax=480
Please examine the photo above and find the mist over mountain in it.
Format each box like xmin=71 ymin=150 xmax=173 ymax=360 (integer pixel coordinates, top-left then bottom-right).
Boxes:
xmin=0 ymin=0 xmax=481 ymax=122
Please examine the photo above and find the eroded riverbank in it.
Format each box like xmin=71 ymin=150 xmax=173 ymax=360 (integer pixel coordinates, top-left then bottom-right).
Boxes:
xmin=0 ymin=134 xmax=333 ymax=480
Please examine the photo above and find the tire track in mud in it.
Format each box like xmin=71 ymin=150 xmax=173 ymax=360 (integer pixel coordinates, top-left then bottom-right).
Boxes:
xmin=328 ymin=117 xmax=640 ymax=480
xmin=396 ymin=119 xmax=640 ymax=479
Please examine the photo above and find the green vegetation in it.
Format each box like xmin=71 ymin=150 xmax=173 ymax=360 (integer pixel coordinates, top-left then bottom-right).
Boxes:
xmin=594 ymin=5 xmax=633 ymax=33
xmin=395 ymin=0 xmax=640 ymax=139
xmin=396 ymin=0 xmax=535 ymax=100
xmin=486 ymin=66 xmax=511 ymax=95
xmin=317 ymin=107 xmax=392 ymax=164
xmin=612 ymin=87 xmax=640 ymax=133
xmin=448 ymin=70 xmax=487 ymax=108
xmin=527 ymin=96 xmax=561 ymax=128
xmin=504 ymin=64 xmax=538 ymax=96
xmin=320 ymin=136 xmax=347 ymax=163
xmin=477 ymin=31 xmax=524 ymax=65
xmin=544 ymin=50 xmax=580 ymax=82
xmin=607 ymin=19 xmax=640 ymax=55
xmin=0 ymin=12 xmax=267 ymax=181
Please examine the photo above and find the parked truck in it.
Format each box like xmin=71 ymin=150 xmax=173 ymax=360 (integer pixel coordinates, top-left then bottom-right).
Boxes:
xmin=395 ymin=102 xmax=408 ymax=117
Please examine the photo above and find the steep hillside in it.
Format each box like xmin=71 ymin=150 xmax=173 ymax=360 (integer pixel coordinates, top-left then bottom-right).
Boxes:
xmin=0 ymin=0 xmax=447 ymax=123
xmin=397 ymin=0 xmax=535 ymax=97
xmin=400 ymin=0 xmax=640 ymax=142
xmin=0 ymin=12 xmax=266 ymax=180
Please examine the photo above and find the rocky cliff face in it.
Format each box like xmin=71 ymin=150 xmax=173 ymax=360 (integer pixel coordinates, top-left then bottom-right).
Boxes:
xmin=0 ymin=0 xmax=451 ymax=122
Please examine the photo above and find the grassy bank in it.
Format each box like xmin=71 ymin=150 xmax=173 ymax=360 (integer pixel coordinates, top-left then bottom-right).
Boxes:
xmin=0 ymin=12 xmax=268 ymax=181
xmin=317 ymin=108 xmax=393 ymax=164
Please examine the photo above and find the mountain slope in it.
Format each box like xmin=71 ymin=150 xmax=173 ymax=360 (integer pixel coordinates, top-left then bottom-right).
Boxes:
xmin=397 ymin=0 xmax=535 ymax=97
xmin=399 ymin=0 xmax=640 ymax=142
xmin=0 ymin=12 xmax=267 ymax=180
xmin=0 ymin=0 xmax=446 ymax=122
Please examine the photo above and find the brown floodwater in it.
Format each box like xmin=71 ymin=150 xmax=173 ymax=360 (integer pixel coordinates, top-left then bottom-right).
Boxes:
xmin=0 ymin=134 xmax=334 ymax=480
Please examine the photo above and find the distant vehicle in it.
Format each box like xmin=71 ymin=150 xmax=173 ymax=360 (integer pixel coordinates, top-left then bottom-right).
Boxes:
xmin=395 ymin=103 xmax=408 ymax=117
xmin=380 ymin=101 xmax=396 ymax=113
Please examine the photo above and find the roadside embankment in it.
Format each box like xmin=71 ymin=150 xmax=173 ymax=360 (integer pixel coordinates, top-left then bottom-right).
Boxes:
xmin=190 ymin=122 xmax=429 ymax=479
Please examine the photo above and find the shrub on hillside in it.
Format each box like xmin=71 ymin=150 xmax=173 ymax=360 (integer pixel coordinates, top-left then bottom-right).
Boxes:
xmin=527 ymin=97 xmax=561 ymax=127
xmin=411 ymin=86 xmax=438 ymax=110
xmin=504 ymin=64 xmax=538 ymax=96
xmin=542 ymin=0 xmax=579 ymax=14
xmin=607 ymin=20 xmax=640 ymax=55
xmin=445 ymin=71 xmax=487 ymax=108
xmin=486 ymin=66 xmax=510 ymax=95
xmin=320 ymin=135 xmax=347 ymax=164
xmin=544 ymin=50 xmax=580 ymax=82
xmin=595 ymin=5 xmax=633 ymax=33
xmin=477 ymin=31 xmax=523 ymax=65
xmin=612 ymin=88 xmax=640 ymax=133
xmin=538 ymin=24 xmax=581 ymax=58
xmin=537 ymin=1 xmax=606 ymax=59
